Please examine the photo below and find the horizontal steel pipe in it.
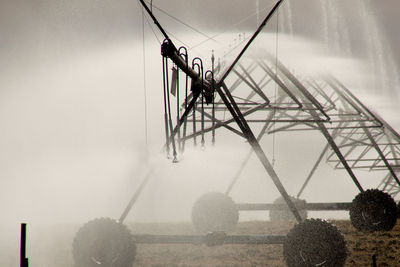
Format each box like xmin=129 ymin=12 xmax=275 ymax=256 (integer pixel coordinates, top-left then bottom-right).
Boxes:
xmin=236 ymin=202 xmax=352 ymax=211
xmin=132 ymin=234 xmax=286 ymax=245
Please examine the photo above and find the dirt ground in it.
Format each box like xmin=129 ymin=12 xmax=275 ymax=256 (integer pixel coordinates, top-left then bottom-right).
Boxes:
xmin=129 ymin=220 xmax=400 ymax=267
xmin=4 ymin=219 xmax=400 ymax=266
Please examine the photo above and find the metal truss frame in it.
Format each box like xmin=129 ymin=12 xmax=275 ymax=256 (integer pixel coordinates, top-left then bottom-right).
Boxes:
xmin=117 ymin=0 xmax=400 ymax=246
xmin=182 ymin=55 xmax=400 ymax=202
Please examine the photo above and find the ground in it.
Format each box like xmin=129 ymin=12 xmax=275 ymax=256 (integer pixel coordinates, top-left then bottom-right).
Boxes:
xmin=129 ymin=220 xmax=400 ymax=266
xmin=7 ymin=219 xmax=400 ymax=267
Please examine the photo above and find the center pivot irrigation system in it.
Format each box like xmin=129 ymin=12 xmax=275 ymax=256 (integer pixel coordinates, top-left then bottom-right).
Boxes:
xmin=72 ymin=1 xmax=400 ymax=266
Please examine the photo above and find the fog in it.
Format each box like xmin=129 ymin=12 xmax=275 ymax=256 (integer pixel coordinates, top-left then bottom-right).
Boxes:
xmin=1 ymin=0 xmax=400 ymax=265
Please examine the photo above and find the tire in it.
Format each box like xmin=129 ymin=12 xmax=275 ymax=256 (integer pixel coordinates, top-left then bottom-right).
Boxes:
xmin=269 ymin=196 xmax=308 ymax=222
xmin=349 ymin=189 xmax=397 ymax=232
xmin=397 ymin=201 xmax=400 ymax=219
xmin=283 ymin=219 xmax=347 ymax=267
xmin=191 ymin=192 xmax=239 ymax=233
xmin=73 ymin=218 xmax=136 ymax=267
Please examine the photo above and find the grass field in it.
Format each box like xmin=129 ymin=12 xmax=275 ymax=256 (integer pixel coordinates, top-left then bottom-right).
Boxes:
xmin=3 ymin=219 xmax=400 ymax=266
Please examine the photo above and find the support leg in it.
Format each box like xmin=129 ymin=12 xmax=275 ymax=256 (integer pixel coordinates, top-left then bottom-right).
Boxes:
xmin=217 ymin=83 xmax=303 ymax=223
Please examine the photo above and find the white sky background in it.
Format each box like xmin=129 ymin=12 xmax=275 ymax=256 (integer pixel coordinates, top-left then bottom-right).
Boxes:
xmin=1 ymin=1 xmax=400 ymax=263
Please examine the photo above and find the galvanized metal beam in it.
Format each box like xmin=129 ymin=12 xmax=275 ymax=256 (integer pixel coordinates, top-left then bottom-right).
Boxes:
xmin=133 ymin=234 xmax=286 ymax=245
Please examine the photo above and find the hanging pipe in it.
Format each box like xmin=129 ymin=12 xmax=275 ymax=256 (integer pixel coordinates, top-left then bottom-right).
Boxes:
xmin=211 ymin=50 xmax=216 ymax=144
xmin=164 ymin=54 xmax=178 ymax=162
xmin=179 ymin=46 xmax=189 ymax=152
xmin=162 ymin=55 xmax=171 ymax=158
xmin=193 ymin=57 xmax=205 ymax=148
xmin=191 ymin=60 xmax=202 ymax=146
xmin=174 ymin=64 xmax=181 ymax=152
xmin=206 ymin=70 xmax=215 ymax=145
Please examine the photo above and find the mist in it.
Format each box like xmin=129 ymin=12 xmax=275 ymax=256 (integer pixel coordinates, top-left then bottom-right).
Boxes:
xmin=1 ymin=0 xmax=400 ymax=266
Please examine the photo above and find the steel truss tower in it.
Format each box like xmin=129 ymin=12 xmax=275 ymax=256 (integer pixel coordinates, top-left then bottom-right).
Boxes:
xmin=180 ymin=53 xmax=400 ymax=201
xmin=72 ymin=2 xmax=400 ymax=267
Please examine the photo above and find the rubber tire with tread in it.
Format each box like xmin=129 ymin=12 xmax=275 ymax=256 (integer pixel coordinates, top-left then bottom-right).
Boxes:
xmin=397 ymin=201 xmax=400 ymax=219
xmin=283 ymin=219 xmax=347 ymax=267
xmin=269 ymin=196 xmax=308 ymax=222
xmin=349 ymin=189 xmax=397 ymax=232
xmin=191 ymin=192 xmax=239 ymax=233
xmin=73 ymin=218 xmax=136 ymax=267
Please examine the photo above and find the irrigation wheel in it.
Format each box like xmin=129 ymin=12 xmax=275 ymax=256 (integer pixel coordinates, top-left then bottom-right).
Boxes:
xmin=73 ymin=218 xmax=136 ymax=267
xmin=191 ymin=192 xmax=239 ymax=233
xmin=349 ymin=189 xmax=397 ymax=232
xmin=283 ymin=219 xmax=347 ymax=267
xmin=398 ymin=201 xmax=400 ymax=218
xmin=269 ymin=196 xmax=308 ymax=221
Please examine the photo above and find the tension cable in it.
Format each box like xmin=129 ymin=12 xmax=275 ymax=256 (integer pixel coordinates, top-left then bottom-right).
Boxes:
xmin=143 ymin=0 xmax=216 ymax=43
